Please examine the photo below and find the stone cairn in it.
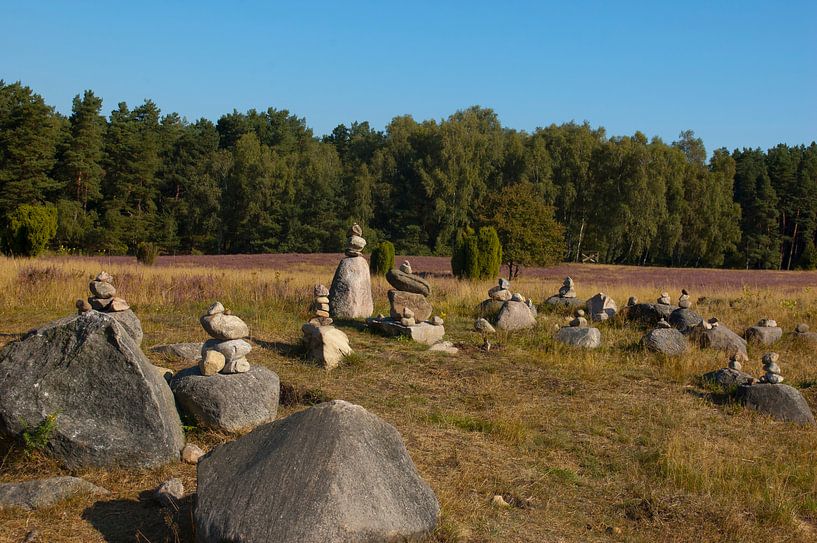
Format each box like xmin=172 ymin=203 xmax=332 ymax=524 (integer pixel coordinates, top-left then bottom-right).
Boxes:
xmin=302 ymin=284 xmax=352 ymax=370
xmin=759 ymin=352 xmax=783 ymax=384
xmin=678 ymin=289 xmax=691 ymax=309
xmin=478 ymin=278 xmax=536 ymax=330
xmin=199 ymin=302 xmax=252 ymax=376
xmin=328 ymin=224 xmax=373 ymax=319
xmin=793 ymin=323 xmax=817 ymax=343
xmin=544 ymin=276 xmax=584 ymax=309
xmin=657 ymin=291 xmax=672 ymax=305
xmin=569 ymin=309 xmax=588 ymax=327
xmin=78 ymin=271 xmax=130 ymax=313
xmin=488 ymin=278 xmax=512 ymax=302
xmin=560 ymin=277 xmax=576 ymax=298
xmin=555 ymin=308 xmax=602 ymax=348
xmin=745 ymin=318 xmax=783 ymax=345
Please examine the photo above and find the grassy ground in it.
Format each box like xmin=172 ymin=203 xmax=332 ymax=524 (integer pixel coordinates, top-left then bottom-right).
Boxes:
xmin=0 ymin=256 xmax=816 ymax=542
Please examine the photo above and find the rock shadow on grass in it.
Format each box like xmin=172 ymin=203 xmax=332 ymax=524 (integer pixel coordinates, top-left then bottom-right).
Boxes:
xmin=82 ymin=493 xmax=194 ymax=542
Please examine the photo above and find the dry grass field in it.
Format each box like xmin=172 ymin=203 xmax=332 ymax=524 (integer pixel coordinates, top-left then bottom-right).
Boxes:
xmin=1 ymin=255 xmax=816 ymax=542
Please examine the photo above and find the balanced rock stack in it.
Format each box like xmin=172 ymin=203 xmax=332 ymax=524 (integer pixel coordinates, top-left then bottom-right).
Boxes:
xmin=736 ymin=352 xmax=815 ymax=425
xmin=544 ymin=276 xmax=584 ymax=309
xmin=668 ymin=288 xmax=702 ymax=333
xmin=657 ymin=292 xmax=672 ymax=305
xmin=329 ymin=224 xmax=373 ymax=319
xmin=78 ymin=271 xmax=143 ymax=345
xmin=555 ymin=309 xmax=601 ymax=348
xmin=745 ymin=318 xmax=783 ymax=345
xmin=641 ymin=318 xmax=688 ymax=356
xmin=625 ymin=291 xmax=678 ymax=327
xmin=702 ymin=351 xmax=755 ymax=387
xmin=689 ymin=316 xmax=748 ymax=361
xmin=302 ymin=284 xmax=352 ymax=370
xmin=199 ymin=302 xmax=252 ymax=375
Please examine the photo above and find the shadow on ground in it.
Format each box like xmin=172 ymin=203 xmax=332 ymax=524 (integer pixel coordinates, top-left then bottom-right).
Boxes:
xmin=82 ymin=494 xmax=194 ymax=542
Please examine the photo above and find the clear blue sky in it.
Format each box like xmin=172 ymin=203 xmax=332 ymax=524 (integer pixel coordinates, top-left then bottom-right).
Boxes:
xmin=2 ymin=1 xmax=815 ymax=152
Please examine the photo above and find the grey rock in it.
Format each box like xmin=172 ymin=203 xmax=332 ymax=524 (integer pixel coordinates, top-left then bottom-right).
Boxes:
xmin=474 ymin=318 xmax=496 ymax=334
xmin=107 ymin=308 xmax=143 ymax=346
xmin=488 ymin=286 xmax=512 ymax=302
xmin=543 ymin=295 xmax=584 ymax=310
xmin=498 ymin=278 xmax=510 ymax=289
xmin=170 ymin=365 xmax=280 ymax=432
xmin=429 ymin=341 xmax=458 ymax=354
xmin=624 ymin=303 xmax=678 ymax=327
xmin=0 ymin=311 xmax=184 ymax=469
xmin=301 ymin=323 xmax=353 ymax=370
xmin=495 ymin=301 xmax=536 ymax=331
xmin=689 ymin=323 xmax=748 ymax=357
xmin=200 ymin=312 xmax=249 ymax=340
xmin=668 ymin=307 xmax=703 ymax=334
xmin=195 ymin=400 xmax=439 ymax=543
xmin=585 ymin=292 xmax=617 ymax=321
xmin=477 ymin=299 xmax=505 ymax=320
xmin=385 ymin=268 xmax=431 ymax=297
xmin=745 ymin=325 xmax=783 ymax=345
xmin=641 ymin=327 xmax=688 ymax=356
xmin=181 ymin=443 xmax=205 ymax=464
xmin=795 ymin=323 xmax=810 ymax=334
xmin=0 ymin=476 xmax=108 ymax=511
xmin=555 ymin=326 xmax=602 ymax=348
xmin=736 ymin=384 xmax=816 ymax=425
xmin=388 ymin=290 xmax=432 ymax=322
xmin=702 ymin=368 xmax=755 ymax=388
xmin=201 ymin=338 xmax=252 ymax=363
xmin=153 ymin=478 xmax=184 ymax=508
xmin=199 ymin=350 xmax=226 ymax=376
xmin=89 ymin=280 xmax=116 ymax=299
xmin=222 ymin=355 xmax=250 ymax=375
xmin=367 ymin=319 xmax=445 ymax=345
xmin=329 ymin=256 xmax=374 ymax=319
xmin=150 ymin=342 xmax=204 ymax=360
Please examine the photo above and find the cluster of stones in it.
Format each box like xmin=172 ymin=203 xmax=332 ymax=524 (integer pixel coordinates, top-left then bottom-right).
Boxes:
xmin=76 ymin=271 xmax=143 ymax=345
xmin=641 ymin=318 xmax=688 ymax=356
xmin=668 ymin=289 xmax=702 ymax=333
xmin=302 ymin=284 xmax=353 ymax=370
xmin=793 ymin=322 xmax=817 ymax=343
xmin=623 ymin=290 xmax=679 ymax=327
xmin=478 ymin=278 xmax=537 ymax=331
xmin=702 ymin=351 xmax=755 ymax=388
xmin=198 ymin=302 xmax=252 ymax=375
xmin=745 ymin=318 xmax=783 ymax=345
xmin=585 ymin=292 xmax=617 ymax=322
xmin=368 ymin=261 xmax=445 ymax=345
xmin=758 ymin=352 xmax=783 ymax=384
xmin=329 ymin=224 xmax=373 ymax=319
xmin=544 ymin=276 xmax=584 ymax=309
xmin=555 ymin=308 xmax=601 ymax=349
xmin=688 ymin=316 xmax=748 ymax=360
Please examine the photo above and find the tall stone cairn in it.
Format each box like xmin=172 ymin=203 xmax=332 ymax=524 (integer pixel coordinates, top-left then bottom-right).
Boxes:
xmin=199 ymin=302 xmax=252 ymax=376
xmin=329 ymin=224 xmax=374 ymax=319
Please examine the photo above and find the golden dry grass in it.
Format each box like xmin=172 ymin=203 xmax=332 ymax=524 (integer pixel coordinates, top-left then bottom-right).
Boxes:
xmin=0 ymin=256 xmax=816 ymax=542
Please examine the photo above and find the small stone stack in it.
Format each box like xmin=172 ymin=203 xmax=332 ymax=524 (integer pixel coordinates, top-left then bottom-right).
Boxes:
xmin=302 ymin=284 xmax=353 ymax=370
xmin=759 ymin=352 xmax=783 ymax=384
xmin=689 ymin=316 xmax=748 ymax=361
xmin=678 ymin=289 xmax=691 ymax=309
xmin=569 ymin=309 xmax=588 ymax=327
xmin=793 ymin=323 xmax=817 ymax=343
xmin=702 ymin=351 xmax=755 ymax=387
xmin=488 ymin=278 xmax=512 ymax=302
xmin=544 ymin=276 xmax=584 ymax=309
xmin=199 ymin=302 xmax=252 ymax=376
xmin=657 ymin=292 xmax=672 ymax=305
xmin=76 ymin=271 xmax=143 ymax=346
xmin=559 ymin=277 xmax=576 ymax=298
xmin=745 ymin=318 xmax=783 ymax=345
xmin=328 ymin=224 xmax=374 ymax=319
xmin=555 ymin=310 xmax=601 ymax=348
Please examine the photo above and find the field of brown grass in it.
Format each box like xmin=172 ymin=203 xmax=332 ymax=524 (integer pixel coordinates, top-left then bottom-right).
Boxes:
xmin=1 ymin=255 xmax=816 ymax=542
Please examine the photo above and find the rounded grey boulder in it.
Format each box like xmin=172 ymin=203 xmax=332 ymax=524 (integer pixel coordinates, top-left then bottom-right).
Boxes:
xmin=745 ymin=325 xmax=783 ymax=345
xmin=668 ymin=307 xmax=702 ymax=334
xmin=702 ymin=368 xmax=754 ymax=388
xmin=641 ymin=327 xmax=688 ymax=356
xmin=0 ymin=311 xmax=184 ymax=469
xmin=385 ymin=268 xmax=431 ymax=296
xmin=736 ymin=384 xmax=815 ymax=425
xmin=195 ymin=400 xmax=439 ymax=543
xmin=555 ymin=326 xmax=601 ymax=348
xmin=495 ymin=300 xmax=536 ymax=331
xmin=329 ymin=256 xmax=374 ymax=319
xmin=170 ymin=365 xmax=280 ymax=432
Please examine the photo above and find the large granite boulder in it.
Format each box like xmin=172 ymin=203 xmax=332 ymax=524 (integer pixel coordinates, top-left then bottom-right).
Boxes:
xmin=543 ymin=295 xmax=584 ymax=310
xmin=195 ymin=400 xmax=439 ymax=543
xmin=0 ymin=311 xmax=184 ymax=469
xmin=555 ymin=326 xmax=601 ymax=349
xmin=668 ymin=307 xmax=703 ymax=334
xmin=745 ymin=325 xmax=783 ymax=345
xmin=107 ymin=308 xmax=143 ymax=346
xmin=385 ymin=268 xmax=431 ymax=296
xmin=641 ymin=328 xmax=688 ymax=356
xmin=702 ymin=368 xmax=755 ymax=388
xmin=477 ymin=299 xmax=505 ymax=320
xmin=150 ymin=342 xmax=204 ymax=360
xmin=302 ymin=323 xmax=353 ymax=370
xmin=689 ymin=324 xmax=748 ymax=357
xmin=585 ymin=293 xmax=617 ymax=321
xmin=625 ymin=303 xmax=677 ymax=327
xmin=388 ymin=290 xmax=433 ymax=321
xmin=170 ymin=365 xmax=280 ymax=432
xmin=495 ymin=300 xmax=536 ymax=331
xmin=329 ymin=256 xmax=374 ymax=319
xmin=736 ymin=384 xmax=815 ymax=425
xmin=0 ymin=476 xmax=108 ymax=510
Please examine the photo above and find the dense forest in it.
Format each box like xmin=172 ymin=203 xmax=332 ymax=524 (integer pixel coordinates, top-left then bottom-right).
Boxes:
xmin=1 ymin=80 xmax=815 ymax=269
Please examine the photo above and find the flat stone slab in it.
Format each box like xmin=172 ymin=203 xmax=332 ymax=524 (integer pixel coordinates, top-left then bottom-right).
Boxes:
xmin=641 ymin=328 xmax=688 ymax=356
xmin=702 ymin=368 xmax=754 ymax=388
xmin=736 ymin=384 xmax=816 ymax=425
xmin=367 ymin=318 xmax=445 ymax=345
xmin=0 ymin=476 xmax=108 ymax=510
xmin=195 ymin=400 xmax=439 ymax=543
xmin=555 ymin=326 xmax=601 ymax=349
xmin=170 ymin=365 xmax=280 ymax=432
xmin=150 ymin=342 xmax=204 ymax=360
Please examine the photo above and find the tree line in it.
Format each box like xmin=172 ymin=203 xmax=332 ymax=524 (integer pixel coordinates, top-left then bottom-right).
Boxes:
xmin=1 ymin=80 xmax=815 ymax=269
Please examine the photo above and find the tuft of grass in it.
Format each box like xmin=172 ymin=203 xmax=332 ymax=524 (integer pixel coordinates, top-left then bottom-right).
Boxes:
xmin=21 ymin=412 xmax=58 ymax=456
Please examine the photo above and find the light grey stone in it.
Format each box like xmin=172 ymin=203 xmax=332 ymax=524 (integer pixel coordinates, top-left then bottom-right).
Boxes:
xmin=586 ymin=292 xmax=617 ymax=321
xmin=329 ymin=256 xmax=374 ymax=319
xmin=195 ymin=400 xmax=439 ymax=543
xmin=153 ymin=478 xmax=184 ymax=508
xmin=302 ymin=323 xmax=353 ymax=370
xmin=429 ymin=341 xmax=458 ymax=354
xmin=388 ymin=290 xmax=432 ymax=321
xmin=495 ymin=300 xmax=536 ymax=331
xmin=702 ymin=367 xmax=755 ymax=388
xmin=641 ymin=327 xmax=688 ymax=355
xmin=689 ymin=322 xmax=748 ymax=358
xmin=200 ymin=312 xmax=249 ymax=340
xmin=367 ymin=319 xmax=445 ymax=345
xmin=386 ymin=268 xmax=431 ymax=296
xmin=107 ymin=308 xmax=143 ymax=346
xmin=0 ymin=311 xmax=184 ymax=469
xmin=745 ymin=325 xmax=783 ymax=345
xmin=0 ymin=476 xmax=108 ymax=511
xmin=89 ymin=280 xmax=116 ymax=299
xmin=201 ymin=339 xmax=252 ymax=363
xmin=150 ymin=342 xmax=204 ymax=360
xmin=555 ymin=326 xmax=601 ymax=348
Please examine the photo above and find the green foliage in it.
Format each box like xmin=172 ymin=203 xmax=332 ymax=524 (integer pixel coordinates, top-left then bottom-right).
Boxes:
xmin=369 ymin=240 xmax=395 ymax=275
xmin=477 ymin=226 xmax=502 ymax=279
xmin=451 ymin=226 xmax=503 ymax=279
xmin=798 ymin=240 xmax=817 ymax=270
xmin=3 ymin=203 xmax=58 ymax=256
xmin=136 ymin=241 xmax=159 ymax=265
xmin=21 ymin=412 xmax=58 ymax=455
xmin=481 ymin=182 xmax=565 ymax=278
